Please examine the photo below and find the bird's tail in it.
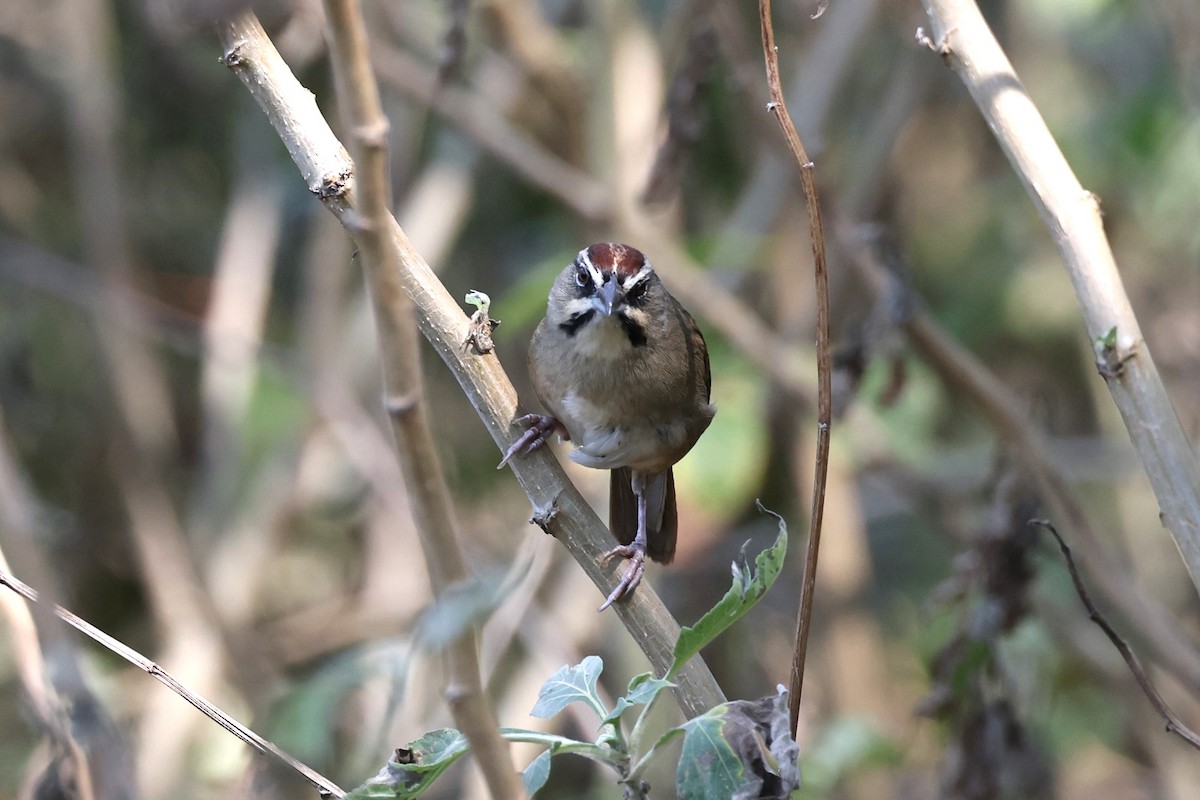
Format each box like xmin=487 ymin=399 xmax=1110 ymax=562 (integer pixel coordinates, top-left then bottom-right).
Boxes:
xmin=609 ymin=467 xmax=677 ymax=564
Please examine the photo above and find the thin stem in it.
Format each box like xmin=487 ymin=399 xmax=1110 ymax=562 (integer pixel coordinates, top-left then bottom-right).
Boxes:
xmin=758 ymin=0 xmax=833 ymax=736
xmin=1031 ymin=520 xmax=1200 ymax=751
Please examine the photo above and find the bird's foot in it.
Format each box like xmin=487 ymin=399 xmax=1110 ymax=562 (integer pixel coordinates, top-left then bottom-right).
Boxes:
xmin=597 ymin=542 xmax=647 ymax=611
xmin=498 ymin=414 xmax=562 ymax=468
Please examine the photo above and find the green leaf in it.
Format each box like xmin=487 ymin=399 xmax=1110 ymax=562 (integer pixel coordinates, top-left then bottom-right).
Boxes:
xmin=522 ymin=749 xmax=553 ymax=795
xmin=403 ymin=728 xmax=469 ymax=768
xmin=346 ymin=763 xmax=420 ymax=800
xmin=676 ymin=710 xmax=746 ymax=799
xmin=670 ymin=504 xmax=787 ymax=678
xmin=675 ymin=687 xmax=800 ymax=800
xmin=346 ymin=729 xmax=469 ymax=799
xmin=602 ymin=671 xmax=674 ymax=726
xmin=464 ymin=290 xmax=492 ymax=314
xmin=530 ymin=656 xmax=607 ymax=720
xmin=624 ymin=672 xmax=674 ymax=706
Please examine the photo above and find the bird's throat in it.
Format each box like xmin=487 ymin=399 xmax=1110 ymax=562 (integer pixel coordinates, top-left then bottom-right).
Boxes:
xmin=563 ymin=313 xmax=640 ymax=359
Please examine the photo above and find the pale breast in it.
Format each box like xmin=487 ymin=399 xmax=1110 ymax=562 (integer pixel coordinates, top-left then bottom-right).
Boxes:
xmin=559 ymin=391 xmax=714 ymax=473
xmin=528 ymin=305 xmax=714 ymax=474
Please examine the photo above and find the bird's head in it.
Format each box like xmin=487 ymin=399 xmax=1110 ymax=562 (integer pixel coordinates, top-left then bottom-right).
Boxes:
xmin=547 ymin=243 xmax=661 ymax=352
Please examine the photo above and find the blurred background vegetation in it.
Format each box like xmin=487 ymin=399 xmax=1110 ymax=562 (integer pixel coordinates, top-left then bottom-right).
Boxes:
xmin=1 ymin=0 xmax=1199 ymax=798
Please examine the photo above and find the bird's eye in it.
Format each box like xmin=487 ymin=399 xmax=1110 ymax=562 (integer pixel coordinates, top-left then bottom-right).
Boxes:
xmin=574 ymin=265 xmax=590 ymax=288
xmin=625 ymin=279 xmax=648 ymax=305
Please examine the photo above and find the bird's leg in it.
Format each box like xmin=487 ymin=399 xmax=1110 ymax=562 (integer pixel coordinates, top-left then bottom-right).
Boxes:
xmin=498 ymin=414 xmax=565 ymax=468
xmin=598 ymin=471 xmax=648 ymax=611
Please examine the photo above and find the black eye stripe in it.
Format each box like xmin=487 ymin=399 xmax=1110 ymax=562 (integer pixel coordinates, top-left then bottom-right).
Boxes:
xmin=621 ymin=274 xmax=652 ymax=307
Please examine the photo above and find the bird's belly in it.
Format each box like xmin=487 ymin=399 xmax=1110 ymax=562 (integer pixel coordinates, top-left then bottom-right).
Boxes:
xmin=558 ymin=391 xmax=703 ymax=473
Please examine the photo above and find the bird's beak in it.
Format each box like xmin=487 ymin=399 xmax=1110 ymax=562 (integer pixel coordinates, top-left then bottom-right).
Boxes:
xmin=595 ymin=278 xmax=621 ymax=316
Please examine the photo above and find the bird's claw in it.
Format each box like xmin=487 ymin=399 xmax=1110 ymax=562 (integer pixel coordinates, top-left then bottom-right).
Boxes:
xmin=597 ymin=543 xmax=647 ymax=611
xmin=498 ymin=414 xmax=559 ymax=468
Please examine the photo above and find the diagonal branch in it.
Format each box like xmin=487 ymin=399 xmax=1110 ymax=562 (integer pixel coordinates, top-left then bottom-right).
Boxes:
xmin=758 ymin=0 xmax=833 ymax=736
xmin=919 ymin=0 xmax=1200 ymax=593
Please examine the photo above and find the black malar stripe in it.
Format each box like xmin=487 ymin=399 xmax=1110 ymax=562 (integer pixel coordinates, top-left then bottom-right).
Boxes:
xmin=559 ymin=309 xmax=596 ymax=336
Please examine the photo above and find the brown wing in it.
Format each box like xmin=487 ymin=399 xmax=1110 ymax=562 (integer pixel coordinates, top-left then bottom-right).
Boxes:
xmin=670 ymin=300 xmax=711 ymax=405
xmin=688 ymin=307 xmax=712 ymax=403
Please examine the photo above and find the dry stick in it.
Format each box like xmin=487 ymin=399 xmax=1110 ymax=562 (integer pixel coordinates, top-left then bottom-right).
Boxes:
xmin=919 ymin=0 xmax=1200 ymax=592
xmin=758 ymin=0 xmax=833 ymax=735
xmin=213 ymin=14 xmax=726 ymax=718
xmin=0 ymin=568 xmax=344 ymax=797
xmin=1030 ymin=520 xmax=1200 ymax=751
xmin=319 ymin=2 xmax=523 ymax=797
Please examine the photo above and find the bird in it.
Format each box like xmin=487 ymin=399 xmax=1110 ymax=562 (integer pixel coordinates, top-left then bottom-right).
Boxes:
xmin=499 ymin=243 xmax=715 ymax=610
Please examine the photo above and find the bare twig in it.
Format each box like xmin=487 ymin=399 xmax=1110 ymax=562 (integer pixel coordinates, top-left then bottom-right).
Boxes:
xmin=758 ymin=0 xmax=833 ymax=735
xmin=0 ymin=567 xmax=344 ymax=797
xmin=1031 ymin=520 xmax=1200 ymax=751
xmin=920 ymin=0 xmax=1200 ymax=592
xmin=319 ymin=1 xmax=523 ymax=796
xmin=215 ymin=12 xmax=726 ymax=718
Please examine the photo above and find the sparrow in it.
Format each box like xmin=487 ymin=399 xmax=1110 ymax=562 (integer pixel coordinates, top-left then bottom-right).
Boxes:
xmin=500 ymin=243 xmax=715 ymax=610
